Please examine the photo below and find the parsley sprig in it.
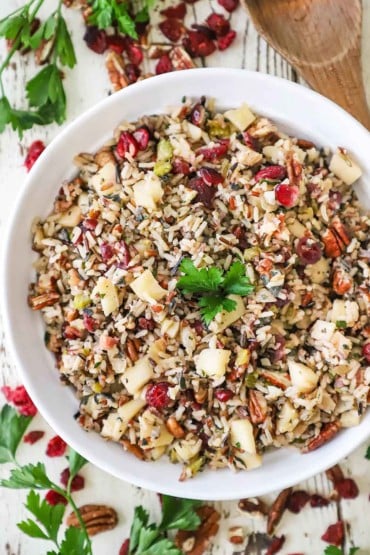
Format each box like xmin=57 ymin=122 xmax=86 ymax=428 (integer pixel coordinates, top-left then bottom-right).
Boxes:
xmin=88 ymin=0 xmax=155 ymax=39
xmin=176 ymin=258 xmax=255 ymax=325
xmin=324 ymin=547 xmax=359 ymax=555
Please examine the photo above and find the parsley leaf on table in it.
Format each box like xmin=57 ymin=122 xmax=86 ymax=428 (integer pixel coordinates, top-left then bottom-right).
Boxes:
xmin=365 ymin=446 xmax=370 ymax=460
xmin=59 ymin=526 xmax=91 ymax=555
xmin=159 ymin=496 xmax=202 ymax=531
xmin=67 ymin=448 xmax=88 ymax=478
xmin=0 ymin=404 xmax=32 ymax=463
xmin=18 ymin=490 xmax=65 ymax=543
xmin=324 ymin=548 xmax=359 ymax=555
xmin=88 ymin=0 xmax=139 ymax=39
xmin=0 ymin=462 xmax=54 ymax=489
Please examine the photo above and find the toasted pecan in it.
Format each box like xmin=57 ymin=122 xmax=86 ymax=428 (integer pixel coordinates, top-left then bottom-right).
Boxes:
xmin=66 ymin=504 xmax=118 ymax=536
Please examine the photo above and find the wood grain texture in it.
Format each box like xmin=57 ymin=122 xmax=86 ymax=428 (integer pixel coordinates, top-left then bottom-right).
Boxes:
xmin=0 ymin=1 xmax=370 ymax=553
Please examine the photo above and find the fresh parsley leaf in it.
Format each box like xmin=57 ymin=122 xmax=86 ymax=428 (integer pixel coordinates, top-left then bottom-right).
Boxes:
xmin=0 ymin=462 xmax=54 ymax=489
xmin=223 ymin=261 xmax=255 ymax=296
xmin=130 ymin=506 xmax=149 ymax=552
xmin=0 ymin=14 xmax=26 ymax=40
xmin=129 ymin=505 xmax=183 ymax=555
xmin=117 ymin=13 xmax=138 ymax=38
xmin=59 ymin=526 xmax=91 ymax=555
xmin=159 ymin=496 xmax=202 ymax=531
xmin=0 ymin=404 xmax=32 ymax=464
xmin=365 ymin=446 xmax=370 ymax=460
xmin=324 ymin=548 xmax=342 ymax=555
xmin=88 ymin=0 xmax=138 ymax=39
xmin=26 ymin=65 xmax=66 ymax=125
xmin=18 ymin=519 xmax=49 ymax=540
xmin=67 ymin=448 xmax=88 ymax=478
xmin=335 ymin=320 xmax=347 ymax=329
xmin=135 ymin=8 xmax=149 ymax=23
xmin=137 ymin=538 xmax=182 ymax=555
xmin=349 ymin=549 xmax=360 ymax=555
xmin=198 ymin=295 xmax=236 ymax=325
xmin=56 ymin=17 xmax=77 ymax=69
xmin=0 ymin=96 xmax=12 ymax=132
xmin=177 ymin=259 xmax=223 ymax=294
xmin=18 ymin=490 xmax=65 ymax=543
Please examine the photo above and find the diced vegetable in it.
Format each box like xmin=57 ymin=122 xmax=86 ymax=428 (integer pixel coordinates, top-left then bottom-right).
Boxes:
xmin=209 ymin=295 xmax=245 ymax=333
xmin=93 ymin=277 xmax=120 ymax=316
xmin=230 ymin=419 xmax=256 ymax=454
xmin=287 ymin=359 xmax=318 ymax=393
xmin=329 ymin=149 xmax=362 ymax=185
xmin=310 ymin=320 xmax=336 ymax=343
xmin=90 ymin=162 xmax=119 ymax=196
xmin=329 ymin=300 xmax=359 ymax=327
xmin=236 ymin=452 xmax=262 ymax=470
xmin=101 ymin=399 xmax=146 ymax=441
xmin=73 ymin=294 xmax=91 ymax=310
xmin=157 ymin=138 xmax=173 ymax=161
xmin=182 ymin=120 xmax=203 ymax=141
xmin=133 ymin=174 xmax=164 ymax=211
xmin=224 ymin=103 xmax=256 ymax=131
xmin=276 ymin=401 xmax=298 ymax=434
xmin=304 ymin=257 xmax=330 ymax=284
xmin=123 ymin=357 xmax=154 ymax=395
xmin=57 ymin=205 xmax=82 ymax=227
xmin=154 ymin=160 xmax=172 ymax=177
xmin=139 ymin=411 xmax=174 ymax=449
xmin=195 ymin=348 xmax=231 ymax=379
xmin=130 ymin=269 xmax=167 ymax=303
xmin=172 ymin=438 xmax=202 ymax=462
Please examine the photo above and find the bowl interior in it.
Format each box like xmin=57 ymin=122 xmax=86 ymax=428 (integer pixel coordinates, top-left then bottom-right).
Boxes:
xmin=3 ymin=68 xmax=370 ymax=500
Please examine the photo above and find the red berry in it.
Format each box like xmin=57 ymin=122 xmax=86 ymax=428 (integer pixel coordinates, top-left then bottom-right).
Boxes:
xmin=255 ymin=165 xmax=287 ymax=181
xmin=119 ymin=539 xmax=130 ymax=555
xmin=217 ymin=0 xmax=239 ymax=12
xmin=117 ymin=240 xmax=131 ymax=269
xmin=24 ymin=140 xmax=45 ymax=172
xmin=362 ymin=342 xmax=370 ymax=362
xmin=197 ymin=139 xmax=229 ymax=161
xmin=125 ymin=63 xmax=141 ymax=84
xmin=205 ymin=13 xmax=230 ymax=36
xmin=116 ymin=131 xmax=139 ymax=158
xmin=217 ymin=30 xmax=236 ymax=51
xmin=83 ymin=26 xmax=107 ymax=54
xmin=106 ymin=34 xmax=128 ymax=54
xmin=172 ymin=158 xmax=191 ymax=175
xmin=127 ymin=43 xmax=143 ymax=66
xmin=310 ymin=494 xmax=329 ymax=508
xmin=1 ymin=385 xmax=37 ymax=416
xmin=215 ymin=389 xmax=233 ymax=402
xmin=190 ymin=102 xmax=206 ymax=126
xmin=328 ymin=190 xmax=343 ymax=210
xmin=83 ymin=218 xmax=98 ymax=231
xmin=335 ymin=478 xmax=359 ymax=499
xmin=46 ymin=435 xmax=67 ymax=457
xmin=296 ymin=236 xmax=322 ymax=265
xmin=155 ymin=54 xmax=173 ymax=75
xmin=286 ymin=490 xmax=310 ymax=514
xmin=321 ymin=521 xmax=344 ymax=546
xmin=183 ymin=30 xmax=216 ymax=57
xmin=266 ymin=535 xmax=285 ymax=555
xmin=60 ymin=468 xmax=85 ymax=492
xmin=188 ymin=176 xmax=217 ymax=208
xmin=145 ymin=382 xmax=170 ymax=409
xmin=191 ymin=24 xmax=216 ymax=40
xmin=159 ymin=19 xmax=185 ymax=42
xmin=138 ymin=317 xmax=156 ymax=331
xmin=83 ymin=312 xmax=96 ymax=333
xmin=133 ymin=127 xmax=150 ymax=150
xmin=100 ymin=242 xmax=114 ymax=262
xmin=160 ymin=3 xmax=186 ymax=19
xmin=275 ymin=183 xmax=299 ymax=208
xmin=23 ymin=430 xmax=44 ymax=444
xmin=45 ymin=490 xmax=67 ymax=506
xmin=198 ymin=167 xmax=223 ymax=186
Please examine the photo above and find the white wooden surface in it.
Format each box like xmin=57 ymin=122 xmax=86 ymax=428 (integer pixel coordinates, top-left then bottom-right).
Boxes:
xmin=0 ymin=1 xmax=370 ymax=554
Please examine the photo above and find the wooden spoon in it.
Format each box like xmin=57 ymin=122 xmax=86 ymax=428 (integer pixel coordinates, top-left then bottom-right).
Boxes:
xmin=243 ymin=0 xmax=370 ymax=129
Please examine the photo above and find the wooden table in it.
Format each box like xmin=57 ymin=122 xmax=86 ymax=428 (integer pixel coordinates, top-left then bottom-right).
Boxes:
xmin=0 ymin=1 xmax=369 ymax=553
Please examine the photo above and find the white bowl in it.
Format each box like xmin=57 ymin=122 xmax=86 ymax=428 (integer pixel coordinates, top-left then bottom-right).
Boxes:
xmin=3 ymin=68 xmax=370 ymax=500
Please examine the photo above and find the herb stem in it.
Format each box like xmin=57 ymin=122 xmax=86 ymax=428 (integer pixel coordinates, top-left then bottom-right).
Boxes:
xmin=66 ymin=490 xmax=93 ymax=555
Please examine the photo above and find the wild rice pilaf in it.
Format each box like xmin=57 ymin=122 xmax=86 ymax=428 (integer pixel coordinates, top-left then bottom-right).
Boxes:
xmin=29 ymin=98 xmax=370 ymax=479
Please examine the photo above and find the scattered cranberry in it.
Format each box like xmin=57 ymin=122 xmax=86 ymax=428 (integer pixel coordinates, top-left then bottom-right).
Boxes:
xmin=133 ymin=127 xmax=150 ymax=150
xmin=192 ymin=319 xmax=204 ymax=335
xmin=24 ymin=140 xmax=45 ymax=171
xmin=83 ymin=218 xmax=98 ymax=231
xmin=146 ymin=382 xmax=170 ymax=409
xmin=116 ymin=240 xmax=131 ymax=269
xmin=64 ymin=325 xmax=83 ymax=340
xmin=362 ymin=342 xmax=370 ymax=362
xmin=215 ymin=389 xmax=233 ymax=402
xmin=255 ymin=165 xmax=287 ymax=181
xmin=183 ymin=30 xmax=216 ymax=57
xmin=160 ymin=3 xmax=186 ymax=19
xmin=188 ymin=176 xmax=216 ymax=208
xmin=45 ymin=490 xmax=67 ymax=506
xmin=190 ymin=102 xmax=206 ymax=126
xmin=99 ymin=335 xmax=119 ymax=350
xmin=127 ymin=43 xmax=143 ymax=66
xmin=197 ymin=139 xmax=229 ymax=161
xmin=287 ymin=490 xmax=310 ymax=514
xmin=172 ymin=158 xmax=191 ymax=175
xmin=138 ymin=317 xmax=156 ymax=331
xmin=1 ymin=385 xmax=37 ymax=416
xmin=125 ymin=63 xmax=141 ymax=84
xmin=232 ymin=225 xmax=248 ymax=249
xmin=266 ymin=535 xmax=285 ymax=555
xmin=335 ymin=478 xmax=359 ymax=499
xmin=159 ymin=18 xmax=185 ymax=42
xmin=191 ymin=24 xmax=216 ymax=40
xmin=23 ymin=430 xmax=44 ymax=444
xmin=116 ymin=131 xmax=139 ymax=158
xmin=275 ymin=183 xmax=299 ymax=208
xmin=46 ymin=435 xmax=67 ymax=457
xmin=296 ymin=236 xmax=322 ymax=265
xmin=119 ymin=540 xmax=130 ymax=555
xmin=217 ymin=30 xmax=236 ymax=51
xmin=106 ymin=34 xmax=128 ymax=54
xmin=310 ymin=494 xmax=329 ymax=508
xmin=321 ymin=521 xmax=344 ymax=546
xmin=198 ymin=167 xmax=223 ymax=186
xmin=60 ymin=468 xmax=85 ymax=492
xmin=206 ymin=13 xmax=230 ymax=36
xmin=218 ymin=0 xmax=239 ymax=11
xmin=83 ymin=26 xmax=107 ymax=54
xmin=83 ymin=312 xmax=96 ymax=333
xmin=155 ymin=54 xmax=173 ymax=74
xmin=328 ymin=190 xmax=343 ymax=211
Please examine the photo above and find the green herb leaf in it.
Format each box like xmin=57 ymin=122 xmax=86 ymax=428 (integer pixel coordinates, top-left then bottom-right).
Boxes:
xmin=130 ymin=506 xmax=149 ymax=552
xmin=0 ymin=462 xmax=54 ymax=490
xmin=159 ymin=496 xmax=202 ymax=531
xmin=365 ymin=446 xmax=370 ymax=460
xmin=137 ymin=537 xmax=182 ymax=555
xmin=324 ymin=547 xmax=342 ymax=555
xmin=67 ymin=448 xmax=88 ymax=478
xmin=0 ymin=97 xmax=12 ymax=132
xmin=27 ymin=65 xmax=56 ymax=107
xmin=0 ymin=405 xmax=33 ymax=464
xmin=349 ymin=549 xmax=360 ymax=555
xmin=117 ymin=13 xmax=138 ymax=38
xmin=177 ymin=259 xmax=223 ymax=295
xmin=59 ymin=526 xmax=91 ymax=555
xmin=335 ymin=320 xmax=347 ymax=329
xmin=198 ymin=294 xmax=236 ymax=326
xmin=56 ymin=17 xmax=77 ymax=69
xmin=18 ymin=519 xmax=49 ymax=540
xmin=88 ymin=0 xmax=138 ymax=39
xmin=18 ymin=490 xmax=65 ymax=543
xmin=0 ymin=14 xmax=25 ymax=40
xmin=222 ymin=261 xmax=254 ymax=296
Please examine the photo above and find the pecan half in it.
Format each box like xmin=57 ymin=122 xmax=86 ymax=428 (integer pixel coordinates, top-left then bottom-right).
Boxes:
xmin=286 ymin=151 xmax=302 ymax=186
xmin=94 ymin=149 xmax=115 ymax=167
xmin=267 ymin=488 xmax=292 ymax=536
xmin=297 ymin=138 xmax=316 ymax=149
xmin=325 ymin=464 xmax=344 ymax=485
xmin=302 ymin=421 xmax=341 ymax=453
xmin=66 ymin=504 xmax=118 ymax=536
xmin=260 ymin=370 xmax=291 ymax=390
xmin=166 ymin=417 xmax=185 ymax=438
xmin=169 ymin=46 xmax=196 ymax=70
xmin=126 ymin=338 xmax=138 ymax=362
xmin=238 ymin=497 xmax=269 ymax=517
xmin=332 ymin=269 xmax=352 ymax=295
xmin=228 ymin=526 xmax=244 ymax=544
xmin=323 ymin=218 xmax=351 ymax=258
xmin=28 ymin=291 xmax=60 ymax=310
xmin=175 ymin=506 xmax=220 ymax=555
xmin=105 ymin=51 xmax=129 ymax=91
xmin=121 ymin=439 xmax=145 ymax=460
xmin=248 ymin=390 xmax=268 ymax=424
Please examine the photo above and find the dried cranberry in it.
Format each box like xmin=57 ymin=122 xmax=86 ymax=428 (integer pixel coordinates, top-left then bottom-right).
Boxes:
xmin=321 ymin=521 xmax=344 ymax=546
xmin=275 ymin=183 xmax=299 ymax=208
xmin=205 ymin=13 xmax=230 ymax=36
xmin=125 ymin=63 xmax=141 ymax=84
xmin=266 ymin=535 xmax=285 ymax=555
xmin=24 ymin=430 xmax=44 ymax=444
xmin=328 ymin=190 xmax=343 ymax=211
xmin=172 ymin=158 xmax=191 ymax=175
xmin=218 ymin=0 xmax=239 ymax=12
xmin=83 ymin=312 xmax=96 ymax=333
xmin=45 ymin=490 xmax=67 ymax=506
xmin=310 ymin=494 xmax=329 ymax=508
xmin=138 ymin=317 xmax=156 ymax=331
xmin=117 ymin=240 xmax=131 ymax=269
xmin=133 ymin=127 xmax=150 ymax=150
xmin=198 ymin=167 xmax=223 ymax=185
xmin=335 ymin=478 xmax=359 ymax=499
xmin=217 ymin=30 xmax=236 ymax=51
xmin=46 ymin=435 xmax=67 ymax=457
xmin=242 ymin=131 xmax=260 ymax=151
xmin=146 ymin=382 xmax=170 ymax=409
xmin=24 ymin=140 xmax=45 ymax=171
xmin=64 ymin=325 xmax=83 ymax=340
xmin=190 ymin=103 xmax=206 ymax=126
xmin=188 ymin=176 xmax=216 ymax=208
xmin=119 ymin=540 xmax=130 ymax=555
xmin=296 ymin=236 xmax=322 ymax=265
xmin=155 ymin=54 xmax=173 ymax=74
xmin=1 ymin=385 xmax=37 ymax=416
xmin=287 ymin=490 xmax=310 ymax=513
xmin=191 ymin=24 xmax=216 ymax=40
xmin=183 ymin=30 xmax=216 ymax=57
xmin=83 ymin=218 xmax=98 ymax=231
xmin=116 ymin=131 xmax=139 ymax=158
xmin=127 ymin=43 xmax=143 ymax=65
xmin=83 ymin=26 xmax=107 ymax=54
xmin=197 ymin=139 xmax=229 ymax=161
xmin=232 ymin=225 xmax=248 ymax=249
xmin=106 ymin=34 xmax=128 ymax=54
xmin=255 ymin=165 xmax=287 ymax=181
xmin=160 ymin=2 xmax=186 ymax=19
xmin=60 ymin=468 xmax=85 ymax=492
xmin=362 ymin=342 xmax=370 ymax=362
xmin=159 ymin=19 xmax=185 ymax=42
xmin=192 ymin=320 xmax=204 ymax=335
xmin=215 ymin=389 xmax=233 ymax=402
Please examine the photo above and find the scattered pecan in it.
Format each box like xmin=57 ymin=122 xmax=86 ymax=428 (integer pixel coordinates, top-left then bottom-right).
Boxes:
xmin=248 ymin=390 xmax=268 ymax=424
xmin=194 ymin=386 xmax=207 ymax=404
xmin=286 ymin=490 xmax=310 ymax=514
xmin=332 ymin=268 xmax=352 ymax=295
xmin=148 ymin=45 xmax=171 ymax=59
xmin=66 ymin=504 xmax=118 ymax=536
xmin=166 ymin=417 xmax=186 ymax=438
xmin=238 ymin=497 xmax=269 ymax=516
xmin=266 ymin=535 xmax=285 ymax=555
xmin=228 ymin=526 xmax=244 ymax=544
xmin=286 ymin=151 xmax=302 ymax=186
xmin=325 ymin=464 xmax=344 ymax=485
xmin=105 ymin=51 xmax=129 ymax=91
xmin=175 ymin=506 xmax=220 ymax=555
xmin=126 ymin=338 xmax=139 ymax=362
xmin=121 ymin=438 xmax=145 ymax=460
xmin=267 ymin=487 xmax=292 ymax=536
xmin=94 ymin=149 xmax=115 ymax=167
xmin=303 ymin=421 xmax=341 ymax=453
xmin=323 ymin=218 xmax=351 ymax=258
xmin=296 ymin=138 xmax=315 ymax=149
xmin=169 ymin=46 xmax=196 ymax=70
xmin=260 ymin=370 xmax=291 ymax=390
xmin=28 ymin=291 xmax=60 ymax=310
